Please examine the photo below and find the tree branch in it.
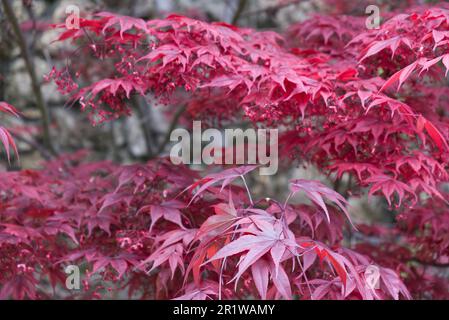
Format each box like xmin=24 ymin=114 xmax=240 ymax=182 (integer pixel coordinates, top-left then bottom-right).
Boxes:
xmin=231 ymin=0 xmax=248 ymax=25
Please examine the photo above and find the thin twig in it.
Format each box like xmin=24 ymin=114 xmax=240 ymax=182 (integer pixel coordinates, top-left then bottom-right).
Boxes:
xmin=219 ymin=219 xmax=241 ymax=300
xmin=9 ymin=130 xmax=52 ymax=160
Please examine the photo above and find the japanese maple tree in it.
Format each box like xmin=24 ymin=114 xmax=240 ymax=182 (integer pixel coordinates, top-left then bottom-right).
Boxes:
xmin=1 ymin=1 xmax=449 ymax=300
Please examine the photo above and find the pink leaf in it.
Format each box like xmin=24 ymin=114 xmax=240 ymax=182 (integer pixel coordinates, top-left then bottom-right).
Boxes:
xmin=251 ymin=259 xmax=269 ymax=300
xmin=289 ymin=179 xmax=351 ymax=225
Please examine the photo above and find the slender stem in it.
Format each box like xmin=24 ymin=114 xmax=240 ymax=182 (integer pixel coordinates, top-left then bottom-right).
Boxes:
xmin=218 ymin=256 xmax=226 ymax=300
xmin=241 ymin=175 xmax=253 ymax=206
xmin=283 ymin=192 xmax=293 ymax=210
xmin=2 ymin=0 xmax=55 ymax=154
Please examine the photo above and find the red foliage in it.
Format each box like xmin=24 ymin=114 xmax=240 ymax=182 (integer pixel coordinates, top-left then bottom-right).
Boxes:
xmin=0 ymin=153 xmax=410 ymax=299
xmin=1 ymin=3 xmax=449 ymax=300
